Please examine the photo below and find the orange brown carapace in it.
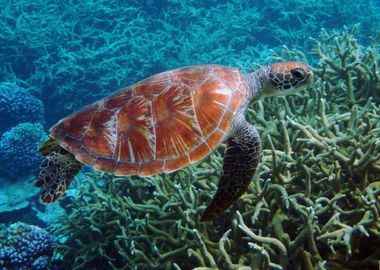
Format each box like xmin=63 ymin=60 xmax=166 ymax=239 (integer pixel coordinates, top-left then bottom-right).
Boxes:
xmin=50 ymin=65 xmax=247 ymax=177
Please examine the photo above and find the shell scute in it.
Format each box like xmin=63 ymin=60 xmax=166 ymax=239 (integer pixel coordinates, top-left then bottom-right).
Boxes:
xmin=51 ymin=65 xmax=246 ymax=175
xmin=189 ymin=142 xmax=211 ymax=163
xmin=214 ymin=67 xmax=241 ymax=90
xmin=153 ymin=85 xmax=203 ymax=160
xmin=134 ymin=78 xmax=166 ymax=101
xmin=170 ymin=67 xmax=211 ymax=88
xmin=103 ymin=90 xmax=134 ymax=110
xmin=219 ymin=110 xmax=234 ymax=132
xmin=193 ymin=79 xmax=230 ymax=135
xmin=82 ymin=109 xmax=116 ymax=158
xmin=115 ymin=96 xmax=154 ymax=162
xmin=206 ymin=130 xmax=225 ymax=150
xmin=140 ymin=160 xmax=164 ymax=176
xmin=93 ymin=157 xmax=116 ymax=172
xmin=229 ymin=91 xmax=244 ymax=112
xmin=165 ymin=155 xmax=190 ymax=172
xmin=59 ymin=105 xmax=97 ymax=139
xmin=75 ymin=148 xmax=96 ymax=165
xmin=114 ymin=162 xmax=139 ymax=176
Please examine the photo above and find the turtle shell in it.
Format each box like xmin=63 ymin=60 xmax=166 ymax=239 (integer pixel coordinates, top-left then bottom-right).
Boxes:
xmin=50 ymin=65 xmax=247 ymax=176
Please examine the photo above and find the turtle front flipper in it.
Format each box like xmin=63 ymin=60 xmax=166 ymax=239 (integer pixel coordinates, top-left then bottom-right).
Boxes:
xmin=35 ymin=138 xmax=83 ymax=203
xmin=200 ymin=118 xmax=261 ymax=222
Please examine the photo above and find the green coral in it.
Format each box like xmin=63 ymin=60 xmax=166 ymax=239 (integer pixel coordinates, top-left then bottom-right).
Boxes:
xmin=51 ymin=157 xmax=223 ymax=269
xmin=313 ymin=27 xmax=380 ymax=104
xmin=0 ymin=0 xmax=266 ymax=117
xmin=2 ymin=0 xmax=379 ymax=121
xmin=260 ymin=0 xmax=380 ymax=48
xmin=49 ymin=28 xmax=380 ymax=270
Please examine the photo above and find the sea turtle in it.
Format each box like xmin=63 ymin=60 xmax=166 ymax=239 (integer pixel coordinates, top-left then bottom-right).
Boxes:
xmin=35 ymin=62 xmax=313 ymax=221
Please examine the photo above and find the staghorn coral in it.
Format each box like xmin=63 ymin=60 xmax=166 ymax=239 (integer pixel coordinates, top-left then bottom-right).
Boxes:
xmin=2 ymin=0 xmax=379 ymax=123
xmin=236 ymin=29 xmax=380 ymax=270
xmin=0 ymin=0 xmax=265 ymax=120
xmin=0 ymin=222 xmax=54 ymax=270
xmin=261 ymin=0 xmax=380 ymax=48
xmin=0 ymin=122 xmax=48 ymax=179
xmin=313 ymin=26 xmax=380 ymax=105
xmin=49 ymin=29 xmax=380 ymax=270
xmin=50 ymin=156 xmax=225 ymax=270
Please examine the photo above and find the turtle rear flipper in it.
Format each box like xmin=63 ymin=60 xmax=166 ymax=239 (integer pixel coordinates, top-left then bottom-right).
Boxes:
xmin=35 ymin=145 xmax=83 ymax=203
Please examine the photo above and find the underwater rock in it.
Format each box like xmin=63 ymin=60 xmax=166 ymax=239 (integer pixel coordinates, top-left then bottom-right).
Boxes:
xmin=0 ymin=177 xmax=39 ymax=224
xmin=0 ymin=179 xmax=32 ymax=213
xmin=0 ymin=175 xmax=67 ymax=227
xmin=33 ymin=203 xmax=66 ymax=226
xmin=0 ymin=222 xmax=53 ymax=270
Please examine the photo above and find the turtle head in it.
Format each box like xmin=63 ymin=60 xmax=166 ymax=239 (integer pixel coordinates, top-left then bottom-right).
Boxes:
xmin=261 ymin=61 xmax=313 ymax=97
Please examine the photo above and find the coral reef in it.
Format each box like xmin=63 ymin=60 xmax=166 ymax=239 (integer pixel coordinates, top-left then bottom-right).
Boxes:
xmin=0 ymin=122 xmax=48 ymax=178
xmin=260 ymin=0 xmax=380 ymax=47
xmin=1 ymin=0 xmax=379 ymax=123
xmin=0 ymin=82 xmax=44 ymax=133
xmin=1 ymin=1 xmax=379 ymax=269
xmin=49 ymin=29 xmax=380 ymax=270
xmin=0 ymin=222 xmax=54 ymax=270
xmin=313 ymin=27 xmax=380 ymax=104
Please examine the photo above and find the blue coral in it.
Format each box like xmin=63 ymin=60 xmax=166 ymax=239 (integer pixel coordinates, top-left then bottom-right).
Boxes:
xmin=0 ymin=222 xmax=53 ymax=270
xmin=0 ymin=82 xmax=44 ymax=133
xmin=0 ymin=122 xmax=47 ymax=178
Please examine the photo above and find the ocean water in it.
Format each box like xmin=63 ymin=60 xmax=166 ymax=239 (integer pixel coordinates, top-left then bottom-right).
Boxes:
xmin=0 ymin=0 xmax=380 ymax=269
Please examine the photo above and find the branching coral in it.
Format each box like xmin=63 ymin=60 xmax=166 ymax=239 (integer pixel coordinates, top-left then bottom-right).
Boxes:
xmin=0 ymin=222 xmax=54 ymax=270
xmin=50 ymin=28 xmax=380 ymax=270
xmin=2 ymin=0 xmax=379 ymax=123
xmin=0 ymin=0 xmax=266 ymax=120
xmin=261 ymin=0 xmax=380 ymax=48
xmin=238 ymin=28 xmax=380 ymax=270
xmin=313 ymin=26 xmax=380 ymax=104
xmin=50 ymin=156 xmax=224 ymax=270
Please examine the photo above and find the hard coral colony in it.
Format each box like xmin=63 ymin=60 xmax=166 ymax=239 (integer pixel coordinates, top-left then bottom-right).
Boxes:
xmin=0 ymin=222 xmax=54 ymax=270
xmin=0 ymin=82 xmax=47 ymax=179
xmin=0 ymin=0 xmax=378 ymax=270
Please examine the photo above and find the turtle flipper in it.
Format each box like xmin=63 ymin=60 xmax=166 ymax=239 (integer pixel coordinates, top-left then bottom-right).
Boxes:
xmin=39 ymin=137 xmax=61 ymax=157
xmin=200 ymin=119 xmax=261 ymax=222
xmin=35 ymin=139 xmax=83 ymax=203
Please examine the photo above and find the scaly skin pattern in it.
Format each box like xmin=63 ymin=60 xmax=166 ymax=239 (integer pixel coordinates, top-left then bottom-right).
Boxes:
xmin=36 ymin=138 xmax=83 ymax=203
xmin=200 ymin=115 xmax=261 ymax=221
xmin=35 ymin=150 xmax=82 ymax=203
xmin=37 ymin=61 xmax=313 ymax=221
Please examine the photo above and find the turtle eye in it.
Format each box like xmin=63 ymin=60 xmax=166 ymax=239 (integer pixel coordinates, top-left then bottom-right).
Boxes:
xmin=291 ymin=69 xmax=305 ymax=79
